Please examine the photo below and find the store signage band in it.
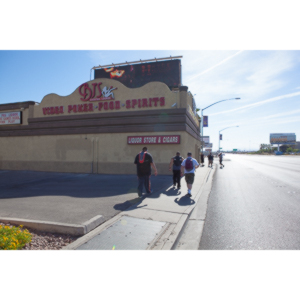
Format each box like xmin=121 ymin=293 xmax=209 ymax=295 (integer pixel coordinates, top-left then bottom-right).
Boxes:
xmin=128 ymin=135 xmax=180 ymax=144
xmin=42 ymin=97 xmax=166 ymax=115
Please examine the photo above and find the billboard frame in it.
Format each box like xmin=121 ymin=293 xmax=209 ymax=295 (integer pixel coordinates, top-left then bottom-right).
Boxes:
xmin=270 ymin=133 xmax=296 ymax=145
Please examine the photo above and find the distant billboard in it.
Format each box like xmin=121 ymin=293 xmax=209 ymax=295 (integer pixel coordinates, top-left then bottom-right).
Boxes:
xmin=94 ymin=59 xmax=181 ymax=89
xmin=270 ymin=133 xmax=296 ymax=145
xmin=202 ymin=136 xmax=210 ymax=143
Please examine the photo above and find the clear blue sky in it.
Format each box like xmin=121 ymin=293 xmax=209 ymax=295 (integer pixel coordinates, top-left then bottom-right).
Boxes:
xmin=1 ymin=50 xmax=299 ymax=151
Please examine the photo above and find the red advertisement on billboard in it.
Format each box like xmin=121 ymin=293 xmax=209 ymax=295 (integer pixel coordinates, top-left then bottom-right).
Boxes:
xmin=128 ymin=135 xmax=180 ymax=144
xmin=95 ymin=60 xmax=181 ymax=89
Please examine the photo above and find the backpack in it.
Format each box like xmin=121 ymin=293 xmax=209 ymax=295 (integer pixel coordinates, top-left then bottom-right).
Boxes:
xmin=173 ymin=156 xmax=182 ymax=167
xmin=185 ymin=157 xmax=194 ymax=171
xmin=139 ymin=151 xmax=147 ymax=163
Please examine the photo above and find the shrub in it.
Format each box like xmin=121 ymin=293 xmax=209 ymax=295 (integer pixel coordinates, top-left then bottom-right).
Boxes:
xmin=0 ymin=224 xmax=32 ymax=250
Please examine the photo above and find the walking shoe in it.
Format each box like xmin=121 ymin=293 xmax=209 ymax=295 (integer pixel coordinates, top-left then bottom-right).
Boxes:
xmin=186 ymin=193 xmax=192 ymax=197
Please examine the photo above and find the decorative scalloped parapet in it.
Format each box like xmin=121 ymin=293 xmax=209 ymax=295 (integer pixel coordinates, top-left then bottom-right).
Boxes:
xmin=35 ymin=79 xmax=182 ymax=118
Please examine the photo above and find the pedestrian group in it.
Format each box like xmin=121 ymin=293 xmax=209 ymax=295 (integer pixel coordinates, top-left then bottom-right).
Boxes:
xmin=134 ymin=147 xmax=221 ymax=199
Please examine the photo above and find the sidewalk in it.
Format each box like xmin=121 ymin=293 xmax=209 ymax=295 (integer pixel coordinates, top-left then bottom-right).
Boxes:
xmin=64 ymin=165 xmax=215 ymax=250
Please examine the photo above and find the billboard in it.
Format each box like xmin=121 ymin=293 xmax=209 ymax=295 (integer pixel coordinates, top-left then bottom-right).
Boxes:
xmin=202 ymin=136 xmax=210 ymax=143
xmin=270 ymin=133 xmax=296 ymax=145
xmin=94 ymin=59 xmax=181 ymax=89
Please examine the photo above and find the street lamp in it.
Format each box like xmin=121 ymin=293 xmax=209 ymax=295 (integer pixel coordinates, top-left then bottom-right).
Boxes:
xmin=200 ymin=98 xmax=240 ymax=154
xmin=219 ymin=126 xmax=239 ymax=152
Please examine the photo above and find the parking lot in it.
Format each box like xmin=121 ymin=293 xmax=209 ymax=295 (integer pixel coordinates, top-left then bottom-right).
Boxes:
xmin=0 ymin=170 xmax=172 ymax=225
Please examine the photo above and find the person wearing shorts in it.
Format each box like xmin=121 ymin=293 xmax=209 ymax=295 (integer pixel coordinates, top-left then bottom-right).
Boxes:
xmin=180 ymin=152 xmax=199 ymax=197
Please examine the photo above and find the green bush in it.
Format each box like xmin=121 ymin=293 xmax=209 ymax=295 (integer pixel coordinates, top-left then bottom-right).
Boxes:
xmin=0 ymin=224 xmax=32 ymax=250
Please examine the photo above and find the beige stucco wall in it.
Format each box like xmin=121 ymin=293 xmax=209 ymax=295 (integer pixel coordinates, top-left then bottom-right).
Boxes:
xmin=0 ymin=130 xmax=200 ymax=175
xmin=0 ymin=79 xmax=200 ymax=175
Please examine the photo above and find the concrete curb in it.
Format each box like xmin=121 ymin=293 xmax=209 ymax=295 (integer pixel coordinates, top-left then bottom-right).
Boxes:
xmin=173 ymin=164 xmax=216 ymax=250
xmin=63 ymin=214 xmax=123 ymax=249
xmin=170 ymin=166 xmax=215 ymax=249
xmin=0 ymin=215 xmax=104 ymax=236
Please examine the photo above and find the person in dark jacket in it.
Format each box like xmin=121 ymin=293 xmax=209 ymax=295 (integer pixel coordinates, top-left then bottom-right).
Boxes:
xmin=134 ymin=147 xmax=157 ymax=198
xmin=200 ymin=153 xmax=204 ymax=166
xmin=208 ymin=152 xmax=214 ymax=168
xmin=169 ymin=152 xmax=184 ymax=189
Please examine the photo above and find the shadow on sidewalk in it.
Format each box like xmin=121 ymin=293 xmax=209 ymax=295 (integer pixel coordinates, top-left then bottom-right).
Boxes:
xmin=163 ymin=186 xmax=182 ymax=197
xmin=174 ymin=196 xmax=195 ymax=206
xmin=113 ymin=197 xmax=148 ymax=211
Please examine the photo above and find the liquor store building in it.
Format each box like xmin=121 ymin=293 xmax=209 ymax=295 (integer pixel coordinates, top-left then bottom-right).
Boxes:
xmin=0 ymin=79 xmax=201 ymax=175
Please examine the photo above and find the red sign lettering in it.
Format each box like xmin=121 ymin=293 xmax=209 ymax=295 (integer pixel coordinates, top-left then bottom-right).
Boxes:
xmin=79 ymin=82 xmax=117 ymax=102
xmin=127 ymin=135 xmax=180 ymax=144
xmin=43 ymin=106 xmax=64 ymax=115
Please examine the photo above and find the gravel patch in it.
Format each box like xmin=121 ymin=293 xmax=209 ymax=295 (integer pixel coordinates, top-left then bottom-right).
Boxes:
xmin=0 ymin=222 xmax=78 ymax=250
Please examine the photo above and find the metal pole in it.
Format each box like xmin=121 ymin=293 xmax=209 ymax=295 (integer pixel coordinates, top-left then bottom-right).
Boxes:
xmin=201 ymin=109 xmax=203 ymax=154
xmin=199 ymin=98 xmax=240 ymax=155
xmin=218 ymin=126 xmax=239 ymax=153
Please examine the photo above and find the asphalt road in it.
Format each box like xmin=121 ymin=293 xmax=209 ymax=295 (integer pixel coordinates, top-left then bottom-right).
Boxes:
xmin=0 ymin=170 xmax=172 ymax=225
xmin=199 ymin=154 xmax=300 ymax=250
